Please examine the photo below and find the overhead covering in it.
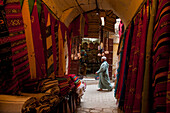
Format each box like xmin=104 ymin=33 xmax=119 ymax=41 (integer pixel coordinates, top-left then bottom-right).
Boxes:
xmin=42 ymin=0 xmax=143 ymax=28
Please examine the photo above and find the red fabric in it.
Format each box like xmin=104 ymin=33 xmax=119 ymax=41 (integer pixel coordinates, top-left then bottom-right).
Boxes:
xmin=133 ymin=1 xmax=149 ymax=112
xmin=116 ymin=24 xmax=131 ymax=100
xmin=125 ymin=11 xmax=143 ymax=113
xmin=119 ymin=20 xmax=124 ymax=39
xmin=31 ymin=0 xmax=46 ymax=79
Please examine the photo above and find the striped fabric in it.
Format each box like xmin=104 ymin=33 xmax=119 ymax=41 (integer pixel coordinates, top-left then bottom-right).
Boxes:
xmin=56 ymin=77 xmax=70 ymax=96
xmin=45 ymin=11 xmax=55 ymax=79
xmin=152 ymin=0 xmax=170 ymax=112
xmin=68 ymin=74 xmax=81 ymax=88
xmin=2 ymin=0 xmax=30 ymax=94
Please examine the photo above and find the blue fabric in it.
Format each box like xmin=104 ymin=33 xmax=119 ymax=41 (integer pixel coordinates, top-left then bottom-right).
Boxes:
xmin=96 ymin=61 xmax=112 ymax=90
xmin=114 ymin=31 xmax=126 ymax=97
xmin=119 ymin=21 xmax=134 ymax=107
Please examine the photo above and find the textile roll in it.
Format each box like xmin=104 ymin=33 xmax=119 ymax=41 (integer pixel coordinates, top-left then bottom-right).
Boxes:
xmin=21 ymin=0 xmax=36 ymax=79
xmin=22 ymin=97 xmax=39 ymax=113
xmin=152 ymin=0 xmax=170 ymax=112
xmin=0 ymin=95 xmax=36 ymax=113
xmin=30 ymin=0 xmax=46 ymax=79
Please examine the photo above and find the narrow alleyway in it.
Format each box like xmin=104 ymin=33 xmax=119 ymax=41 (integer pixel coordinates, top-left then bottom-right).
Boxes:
xmin=76 ymin=78 xmax=118 ymax=113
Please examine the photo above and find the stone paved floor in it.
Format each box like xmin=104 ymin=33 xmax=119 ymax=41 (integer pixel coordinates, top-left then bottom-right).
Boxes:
xmin=76 ymin=78 xmax=118 ymax=113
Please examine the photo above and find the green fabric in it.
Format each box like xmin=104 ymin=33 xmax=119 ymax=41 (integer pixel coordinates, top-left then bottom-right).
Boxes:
xmin=37 ymin=0 xmax=41 ymax=19
xmin=28 ymin=0 xmax=35 ymax=15
xmin=141 ymin=0 xmax=157 ymax=113
xmin=19 ymin=0 xmax=24 ymax=9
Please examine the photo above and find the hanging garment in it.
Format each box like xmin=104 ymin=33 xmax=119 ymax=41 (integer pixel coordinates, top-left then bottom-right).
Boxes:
xmin=133 ymin=1 xmax=150 ymax=112
xmin=142 ymin=1 xmax=157 ymax=112
xmin=96 ymin=61 xmax=113 ymax=90
xmin=50 ymin=14 xmax=58 ymax=76
xmin=118 ymin=20 xmax=134 ymax=109
xmin=2 ymin=0 xmax=31 ymax=94
xmin=30 ymin=0 xmax=46 ymax=79
xmin=58 ymin=22 xmax=65 ymax=76
xmin=117 ymin=23 xmax=131 ymax=100
xmin=22 ymin=0 xmax=36 ymax=79
xmin=45 ymin=12 xmax=55 ymax=79
xmin=152 ymin=0 xmax=170 ymax=112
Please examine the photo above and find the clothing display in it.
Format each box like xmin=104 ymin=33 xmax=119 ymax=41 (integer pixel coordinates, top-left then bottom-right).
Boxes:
xmin=115 ymin=0 xmax=170 ymax=112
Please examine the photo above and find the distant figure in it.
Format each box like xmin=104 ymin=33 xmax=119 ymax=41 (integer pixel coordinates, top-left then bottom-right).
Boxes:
xmin=95 ymin=56 xmax=113 ymax=91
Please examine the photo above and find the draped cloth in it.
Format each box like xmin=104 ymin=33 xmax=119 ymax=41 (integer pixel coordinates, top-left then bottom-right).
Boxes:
xmin=132 ymin=1 xmax=150 ymax=112
xmin=142 ymin=0 xmax=157 ymax=112
xmin=96 ymin=61 xmax=113 ymax=90
xmin=58 ymin=22 xmax=65 ymax=76
xmin=45 ymin=11 xmax=55 ymax=79
xmin=119 ymin=20 xmax=134 ymax=108
xmin=50 ymin=14 xmax=58 ymax=76
xmin=116 ymin=23 xmax=131 ymax=100
xmin=152 ymin=0 xmax=170 ymax=112
xmin=1 ymin=0 xmax=31 ymax=94
xmin=124 ymin=17 xmax=139 ymax=111
xmin=114 ymin=32 xmax=125 ymax=98
xmin=22 ymin=0 xmax=36 ymax=79
xmin=31 ymin=0 xmax=46 ymax=79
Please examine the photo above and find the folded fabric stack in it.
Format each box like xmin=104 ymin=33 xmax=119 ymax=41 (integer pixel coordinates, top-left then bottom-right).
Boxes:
xmin=38 ymin=79 xmax=60 ymax=95
xmin=68 ymin=74 xmax=81 ymax=88
xmin=21 ymin=93 xmax=60 ymax=113
xmin=56 ymin=77 xmax=70 ymax=97
xmin=22 ymin=97 xmax=39 ymax=113
xmin=65 ymin=76 xmax=75 ymax=90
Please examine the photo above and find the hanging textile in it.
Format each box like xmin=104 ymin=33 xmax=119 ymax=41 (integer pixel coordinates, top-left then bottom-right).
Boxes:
xmin=45 ymin=11 xmax=55 ymax=79
xmin=58 ymin=22 xmax=65 ymax=76
xmin=123 ymin=17 xmax=139 ymax=111
xmin=64 ymin=31 xmax=69 ymax=75
xmin=152 ymin=0 xmax=170 ymax=112
xmin=0 ymin=0 xmax=31 ymax=94
xmin=22 ymin=0 xmax=36 ymax=79
xmin=133 ymin=1 xmax=150 ymax=112
xmin=30 ymin=0 xmax=46 ymax=79
xmin=125 ymin=11 xmax=143 ymax=113
xmin=114 ymin=31 xmax=125 ymax=99
xmin=142 ymin=0 xmax=157 ymax=112
xmin=50 ymin=14 xmax=57 ymax=76
xmin=119 ymin=20 xmax=134 ymax=109
xmin=119 ymin=20 xmax=124 ymax=39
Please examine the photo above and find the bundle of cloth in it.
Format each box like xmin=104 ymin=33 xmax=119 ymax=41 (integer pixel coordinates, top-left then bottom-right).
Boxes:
xmin=68 ymin=74 xmax=81 ymax=88
xmin=38 ymin=79 xmax=60 ymax=95
xmin=65 ymin=76 xmax=75 ymax=90
xmin=21 ymin=93 xmax=60 ymax=113
xmin=56 ymin=77 xmax=70 ymax=97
